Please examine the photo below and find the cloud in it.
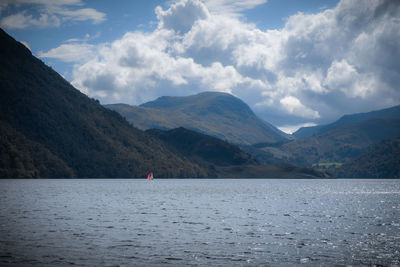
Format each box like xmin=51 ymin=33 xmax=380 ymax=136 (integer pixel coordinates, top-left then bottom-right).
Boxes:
xmin=156 ymin=0 xmax=210 ymax=34
xmin=0 ymin=11 xmax=60 ymax=29
xmin=38 ymin=43 xmax=97 ymax=63
xmin=279 ymin=96 xmax=319 ymax=119
xmin=0 ymin=0 xmax=83 ymax=5
xmin=324 ymin=59 xmax=375 ymax=98
xmin=70 ymin=28 xmax=263 ymax=104
xmin=278 ymin=122 xmax=317 ymax=135
xmin=20 ymin=40 xmax=31 ymax=50
xmin=65 ymin=32 xmax=97 ymax=43
xmin=53 ymin=7 xmax=105 ymax=24
xmin=280 ymin=96 xmax=320 ymax=119
xmin=0 ymin=0 xmax=105 ymax=29
xmin=203 ymin=0 xmax=267 ymax=16
xmin=41 ymin=0 xmax=400 ymax=128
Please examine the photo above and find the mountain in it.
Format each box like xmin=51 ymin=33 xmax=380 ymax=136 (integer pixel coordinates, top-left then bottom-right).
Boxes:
xmin=335 ymin=135 xmax=400 ymax=178
xmin=0 ymin=28 xmax=207 ymax=178
xmin=243 ymin=116 xmax=400 ymax=168
xmin=293 ymin=105 xmax=400 ymax=138
xmin=282 ymin=118 xmax=400 ymax=166
xmin=146 ymin=127 xmax=329 ymax=178
xmin=106 ymin=92 xmax=288 ymax=145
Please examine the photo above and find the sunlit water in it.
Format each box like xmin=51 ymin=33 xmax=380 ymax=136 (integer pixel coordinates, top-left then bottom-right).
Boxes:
xmin=0 ymin=179 xmax=399 ymax=266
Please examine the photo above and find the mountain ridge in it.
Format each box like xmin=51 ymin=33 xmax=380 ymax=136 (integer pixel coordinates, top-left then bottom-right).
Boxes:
xmin=294 ymin=105 xmax=400 ymax=138
xmin=242 ymin=116 xmax=400 ymax=174
xmin=106 ymin=92 xmax=289 ymax=145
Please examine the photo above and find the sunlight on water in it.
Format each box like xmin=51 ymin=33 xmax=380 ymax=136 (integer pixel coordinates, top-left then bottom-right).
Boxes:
xmin=0 ymin=179 xmax=399 ymax=266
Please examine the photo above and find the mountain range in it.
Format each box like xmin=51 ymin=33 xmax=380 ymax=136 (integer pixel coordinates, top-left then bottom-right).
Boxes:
xmin=241 ymin=106 xmax=400 ymax=177
xmin=0 ymin=28 xmax=324 ymax=178
xmin=107 ymin=85 xmax=400 ymax=177
xmin=106 ymin=92 xmax=289 ymax=145
xmin=107 ymin=89 xmax=400 ymax=178
xmin=293 ymin=105 xmax=400 ymax=138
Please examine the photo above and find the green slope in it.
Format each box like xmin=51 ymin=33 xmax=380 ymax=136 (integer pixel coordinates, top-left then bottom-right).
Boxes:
xmin=106 ymin=92 xmax=288 ymax=145
xmin=335 ymin=135 xmax=400 ymax=178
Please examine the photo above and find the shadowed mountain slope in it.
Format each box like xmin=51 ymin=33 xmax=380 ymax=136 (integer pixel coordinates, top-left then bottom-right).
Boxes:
xmin=0 ymin=28 xmax=207 ymax=178
xmin=147 ymin=127 xmax=256 ymax=167
xmin=281 ymin=118 xmax=400 ymax=166
xmin=335 ymin=135 xmax=400 ymax=178
xmin=243 ymin=116 xmax=400 ymax=169
xmin=146 ymin=127 xmax=329 ymax=178
xmin=106 ymin=92 xmax=288 ymax=145
xmin=294 ymin=105 xmax=400 ymax=138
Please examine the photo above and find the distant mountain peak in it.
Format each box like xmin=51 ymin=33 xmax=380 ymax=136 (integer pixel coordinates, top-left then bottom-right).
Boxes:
xmin=108 ymin=91 xmax=288 ymax=145
xmin=141 ymin=91 xmax=252 ymax=113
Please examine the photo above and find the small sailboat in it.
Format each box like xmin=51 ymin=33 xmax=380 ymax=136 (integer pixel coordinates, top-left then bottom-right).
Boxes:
xmin=147 ymin=172 xmax=154 ymax=180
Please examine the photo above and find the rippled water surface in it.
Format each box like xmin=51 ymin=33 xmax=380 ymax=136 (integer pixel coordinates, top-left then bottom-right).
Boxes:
xmin=0 ymin=179 xmax=399 ymax=266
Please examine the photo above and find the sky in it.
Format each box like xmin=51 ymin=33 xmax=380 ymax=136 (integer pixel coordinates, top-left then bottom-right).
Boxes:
xmin=1 ymin=0 xmax=400 ymax=133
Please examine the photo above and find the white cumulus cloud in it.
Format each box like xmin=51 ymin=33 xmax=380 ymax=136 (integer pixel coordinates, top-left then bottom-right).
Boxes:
xmin=156 ymin=0 xmax=210 ymax=34
xmin=280 ymin=96 xmax=320 ymax=119
xmin=38 ymin=43 xmax=98 ymax=63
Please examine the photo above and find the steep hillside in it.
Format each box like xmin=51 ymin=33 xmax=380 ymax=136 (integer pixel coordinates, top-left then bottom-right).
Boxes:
xmin=147 ymin=127 xmax=329 ymax=178
xmin=147 ymin=127 xmax=256 ymax=166
xmin=106 ymin=92 xmax=288 ymax=145
xmin=0 ymin=28 xmax=207 ymax=178
xmin=0 ymin=122 xmax=74 ymax=178
xmin=335 ymin=135 xmax=400 ymax=178
xmin=294 ymin=105 xmax=400 ymax=138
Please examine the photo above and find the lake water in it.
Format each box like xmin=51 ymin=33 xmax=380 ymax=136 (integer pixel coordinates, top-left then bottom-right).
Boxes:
xmin=0 ymin=179 xmax=399 ymax=266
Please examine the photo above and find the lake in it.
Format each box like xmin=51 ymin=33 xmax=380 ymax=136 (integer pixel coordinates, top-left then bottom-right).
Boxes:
xmin=0 ymin=179 xmax=399 ymax=266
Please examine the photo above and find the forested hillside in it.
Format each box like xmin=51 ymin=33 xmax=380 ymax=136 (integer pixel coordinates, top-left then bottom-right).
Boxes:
xmin=0 ymin=28 xmax=207 ymax=178
xmin=335 ymin=136 xmax=400 ymax=178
